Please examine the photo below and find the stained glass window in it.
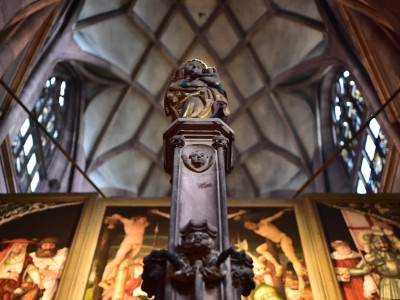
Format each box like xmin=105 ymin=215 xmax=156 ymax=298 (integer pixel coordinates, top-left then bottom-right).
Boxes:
xmin=332 ymin=70 xmax=389 ymax=193
xmin=12 ymin=76 xmax=68 ymax=192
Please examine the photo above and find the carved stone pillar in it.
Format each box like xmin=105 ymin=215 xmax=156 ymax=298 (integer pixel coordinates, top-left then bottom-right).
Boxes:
xmin=164 ymin=118 xmax=233 ymax=246
xmin=163 ymin=118 xmax=234 ymax=299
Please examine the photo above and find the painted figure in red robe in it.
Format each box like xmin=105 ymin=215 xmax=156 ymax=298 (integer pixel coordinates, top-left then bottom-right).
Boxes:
xmin=330 ymin=240 xmax=378 ymax=300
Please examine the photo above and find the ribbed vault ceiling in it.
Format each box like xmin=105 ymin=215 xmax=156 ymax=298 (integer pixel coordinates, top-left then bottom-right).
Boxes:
xmin=69 ymin=0 xmax=330 ymax=198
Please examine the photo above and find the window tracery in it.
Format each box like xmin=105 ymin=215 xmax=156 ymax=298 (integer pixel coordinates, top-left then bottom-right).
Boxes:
xmin=331 ymin=70 xmax=388 ymax=193
xmin=12 ymin=76 xmax=68 ymax=192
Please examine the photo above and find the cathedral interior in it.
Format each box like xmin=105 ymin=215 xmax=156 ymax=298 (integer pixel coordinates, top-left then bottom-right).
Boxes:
xmin=0 ymin=0 xmax=400 ymax=299
xmin=0 ymin=0 xmax=400 ymax=197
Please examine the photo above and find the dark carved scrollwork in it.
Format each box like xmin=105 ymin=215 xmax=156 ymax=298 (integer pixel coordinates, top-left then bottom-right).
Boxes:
xmin=142 ymin=249 xmax=184 ymax=299
xmin=226 ymin=248 xmax=256 ymax=296
xmin=172 ymin=220 xmax=226 ymax=288
xmin=142 ymin=250 xmax=171 ymax=299
xmin=142 ymin=221 xmax=255 ymax=299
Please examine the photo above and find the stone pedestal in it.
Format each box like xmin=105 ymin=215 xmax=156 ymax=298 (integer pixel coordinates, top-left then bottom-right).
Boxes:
xmin=164 ymin=118 xmax=234 ymax=299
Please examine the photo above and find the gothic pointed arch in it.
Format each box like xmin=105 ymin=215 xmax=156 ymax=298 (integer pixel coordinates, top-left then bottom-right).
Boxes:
xmin=11 ymin=63 xmax=82 ymax=193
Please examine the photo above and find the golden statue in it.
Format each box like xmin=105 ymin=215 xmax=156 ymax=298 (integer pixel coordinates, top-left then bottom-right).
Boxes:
xmin=164 ymin=59 xmax=230 ymax=122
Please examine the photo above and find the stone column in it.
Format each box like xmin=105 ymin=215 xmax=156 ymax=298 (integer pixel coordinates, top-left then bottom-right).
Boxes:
xmin=163 ymin=118 xmax=234 ymax=300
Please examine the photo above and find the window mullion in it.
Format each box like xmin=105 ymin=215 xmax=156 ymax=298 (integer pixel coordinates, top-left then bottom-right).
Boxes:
xmin=1 ymin=138 xmax=19 ymax=193
xmin=31 ymin=112 xmax=48 ymax=181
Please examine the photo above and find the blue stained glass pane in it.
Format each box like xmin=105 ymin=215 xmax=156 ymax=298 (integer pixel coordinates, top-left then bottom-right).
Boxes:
xmin=347 ymin=158 xmax=353 ymax=171
xmin=370 ymin=181 xmax=379 ymax=193
xmin=355 ymin=115 xmax=361 ymax=128
xmin=19 ymin=171 xmax=29 ymax=192
xmin=46 ymin=121 xmax=54 ymax=132
xmin=339 ymin=79 xmax=345 ymax=94
xmin=35 ymin=99 xmax=41 ymax=110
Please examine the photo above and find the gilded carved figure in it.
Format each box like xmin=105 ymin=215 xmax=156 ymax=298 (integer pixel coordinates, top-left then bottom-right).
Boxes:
xmin=164 ymin=59 xmax=230 ymax=122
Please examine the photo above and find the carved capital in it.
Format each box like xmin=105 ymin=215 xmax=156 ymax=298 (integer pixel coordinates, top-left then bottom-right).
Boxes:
xmin=212 ymin=136 xmax=228 ymax=149
xmin=169 ymin=135 xmax=185 ymax=148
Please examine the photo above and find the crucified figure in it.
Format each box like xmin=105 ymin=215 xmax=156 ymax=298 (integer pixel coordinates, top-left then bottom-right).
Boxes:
xmin=243 ymin=208 xmax=305 ymax=290
xmin=98 ymin=214 xmax=149 ymax=290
